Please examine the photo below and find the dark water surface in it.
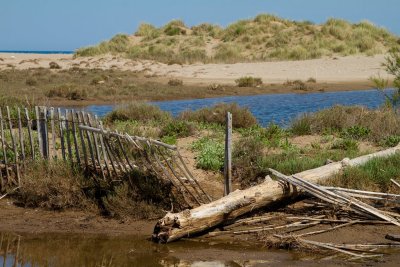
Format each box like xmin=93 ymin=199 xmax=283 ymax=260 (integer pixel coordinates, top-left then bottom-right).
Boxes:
xmin=2 ymin=232 xmax=398 ymax=267
xmin=84 ymin=89 xmax=392 ymax=126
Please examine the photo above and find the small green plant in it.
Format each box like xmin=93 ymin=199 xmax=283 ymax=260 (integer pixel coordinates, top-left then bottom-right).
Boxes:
xmin=160 ymin=120 xmax=196 ymax=138
xmin=290 ymin=115 xmax=312 ymax=135
xmin=340 ymin=125 xmax=371 ymax=140
xmin=192 ymin=137 xmax=224 ymax=171
xmin=331 ymin=138 xmax=358 ymax=151
xmin=235 ymin=76 xmax=263 ymax=87
xmin=380 ymin=135 xmax=400 ymax=147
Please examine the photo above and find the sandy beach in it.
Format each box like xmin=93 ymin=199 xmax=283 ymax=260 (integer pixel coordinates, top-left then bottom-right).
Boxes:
xmin=0 ymin=53 xmax=392 ymax=86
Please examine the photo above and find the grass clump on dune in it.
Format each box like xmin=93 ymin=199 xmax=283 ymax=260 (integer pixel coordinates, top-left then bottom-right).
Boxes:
xmin=75 ymin=14 xmax=400 ymax=63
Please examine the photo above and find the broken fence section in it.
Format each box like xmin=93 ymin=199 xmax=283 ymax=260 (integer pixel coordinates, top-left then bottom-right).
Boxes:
xmin=0 ymin=106 xmax=211 ymax=208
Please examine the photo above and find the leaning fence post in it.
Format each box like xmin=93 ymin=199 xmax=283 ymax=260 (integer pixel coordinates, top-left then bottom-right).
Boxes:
xmin=224 ymin=112 xmax=232 ymax=196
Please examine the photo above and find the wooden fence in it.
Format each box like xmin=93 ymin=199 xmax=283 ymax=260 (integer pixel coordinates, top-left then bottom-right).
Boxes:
xmin=0 ymin=106 xmax=211 ymax=207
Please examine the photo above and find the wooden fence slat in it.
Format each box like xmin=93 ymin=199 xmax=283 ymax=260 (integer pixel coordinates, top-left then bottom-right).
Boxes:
xmin=81 ymin=111 xmax=96 ymax=169
xmin=35 ymin=106 xmax=43 ymax=158
xmin=17 ymin=108 xmax=25 ymax=163
xmin=103 ymin=135 xmax=119 ymax=177
xmin=6 ymin=106 xmax=20 ymax=185
xmin=70 ymin=110 xmax=81 ymax=165
xmin=24 ymin=108 xmax=34 ymax=160
xmin=64 ymin=110 xmax=73 ymax=163
xmin=57 ymin=108 xmax=66 ymax=161
xmin=96 ymin=117 xmax=111 ymax=179
xmin=87 ymin=113 xmax=105 ymax=180
xmin=76 ymin=112 xmax=88 ymax=169
xmin=42 ymin=107 xmax=49 ymax=158
xmin=49 ymin=108 xmax=56 ymax=159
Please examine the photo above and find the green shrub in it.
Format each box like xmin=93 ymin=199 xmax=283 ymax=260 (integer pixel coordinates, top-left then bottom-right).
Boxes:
xmin=192 ymin=137 xmax=224 ymax=171
xmin=331 ymin=138 xmax=358 ymax=151
xmin=326 ymin=153 xmax=400 ymax=191
xmin=290 ymin=105 xmax=400 ymax=143
xmin=290 ymin=115 xmax=312 ymax=135
xmin=160 ymin=120 xmax=196 ymax=138
xmin=235 ymin=76 xmax=263 ymax=87
xmin=233 ymin=136 xmax=266 ymax=186
xmin=104 ymin=102 xmax=172 ymax=123
xmin=179 ymin=103 xmax=258 ymax=128
xmin=340 ymin=125 xmax=371 ymax=140
xmin=46 ymin=84 xmax=87 ymax=100
xmin=380 ymin=135 xmax=400 ymax=147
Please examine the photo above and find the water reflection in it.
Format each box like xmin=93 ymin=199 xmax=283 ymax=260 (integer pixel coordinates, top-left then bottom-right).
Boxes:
xmin=0 ymin=232 xmax=308 ymax=267
xmin=1 ymin=232 xmax=396 ymax=267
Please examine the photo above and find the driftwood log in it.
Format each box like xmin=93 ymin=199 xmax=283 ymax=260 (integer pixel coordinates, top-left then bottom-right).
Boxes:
xmin=152 ymin=145 xmax=400 ymax=243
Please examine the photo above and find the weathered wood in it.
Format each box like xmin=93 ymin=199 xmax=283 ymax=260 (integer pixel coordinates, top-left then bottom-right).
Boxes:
xmin=391 ymin=179 xmax=400 ymax=189
xmin=57 ymin=108 xmax=66 ymax=161
xmin=96 ymin=118 xmax=110 ymax=178
xmin=224 ymin=112 xmax=232 ymax=196
xmin=24 ymin=108 xmax=34 ymax=160
xmin=6 ymin=107 xmax=20 ymax=185
xmin=17 ymin=108 xmax=25 ymax=162
xmin=87 ymin=113 xmax=105 ymax=179
xmin=64 ymin=110 xmax=73 ymax=162
xmin=152 ymin=145 xmax=400 ymax=243
xmin=76 ymin=111 xmax=88 ymax=169
xmin=41 ymin=107 xmax=49 ymax=158
xmin=35 ymin=106 xmax=43 ymax=158
xmin=49 ymin=108 xmax=56 ymax=159
xmin=70 ymin=110 xmax=81 ymax=165
xmin=81 ymin=112 xmax=96 ymax=169
xmin=385 ymin=234 xmax=400 ymax=242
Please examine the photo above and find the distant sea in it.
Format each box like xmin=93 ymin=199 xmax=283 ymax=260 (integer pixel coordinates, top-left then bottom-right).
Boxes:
xmin=0 ymin=50 xmax=74 ymax=54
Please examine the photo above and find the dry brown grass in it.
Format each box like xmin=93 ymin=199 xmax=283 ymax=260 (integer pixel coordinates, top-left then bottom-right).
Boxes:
xmin=15 ymin=161 xmax=94 ymax=210
xmin=291 ymin=105 xmax=400 ymax=143
xmin=179 ymin=102 xmax=258 ymax=128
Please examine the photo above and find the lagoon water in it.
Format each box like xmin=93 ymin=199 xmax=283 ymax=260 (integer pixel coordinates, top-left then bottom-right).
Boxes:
xmin=85 ymin=89 xmax=392 ymax=126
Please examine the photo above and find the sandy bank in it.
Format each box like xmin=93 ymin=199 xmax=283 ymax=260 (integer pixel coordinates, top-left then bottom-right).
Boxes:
xmin=0 ymin=53 xmax=392 ymax=86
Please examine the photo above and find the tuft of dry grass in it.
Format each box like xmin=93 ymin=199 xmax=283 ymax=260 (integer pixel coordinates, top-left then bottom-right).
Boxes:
xmin=15 ymin=161 xmax=93 ymax=210
xmin=179 ymin=102 xmax=258 ymax=128
xmin=290 ymin=105 xmax=400 ymax=143
xmin=104 ymin=102 xmax=172 ymax=124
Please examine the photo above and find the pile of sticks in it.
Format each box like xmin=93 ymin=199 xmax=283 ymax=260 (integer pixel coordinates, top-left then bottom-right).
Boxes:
xmin=205 ymin=170 xmax=400 ymax=259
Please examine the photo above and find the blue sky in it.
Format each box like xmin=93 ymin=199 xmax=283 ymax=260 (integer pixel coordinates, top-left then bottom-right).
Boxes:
xmin=1 ymin=0 xmax=399 ymax=51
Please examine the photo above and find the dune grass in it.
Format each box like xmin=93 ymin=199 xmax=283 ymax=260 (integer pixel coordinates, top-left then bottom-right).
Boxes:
xmin=74 ymin=14 xmax=399 ymax=64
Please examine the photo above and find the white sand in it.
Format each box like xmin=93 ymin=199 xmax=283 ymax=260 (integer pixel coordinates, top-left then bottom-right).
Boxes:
xmin=0 ymin=53 xmax=391 ymax=85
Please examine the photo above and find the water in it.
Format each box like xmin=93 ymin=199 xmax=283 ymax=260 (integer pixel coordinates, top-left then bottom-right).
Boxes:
xmin=2 ymin=232 xmax=394 ymax=267
xmin=0 ymin=50 xmax=74 ymax=54
xmin=84 ymin=89 xmax=393 ymax=126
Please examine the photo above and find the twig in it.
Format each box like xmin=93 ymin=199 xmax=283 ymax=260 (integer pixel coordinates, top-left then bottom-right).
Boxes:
xmin=391 ymin=179 xmax=400 ymax=189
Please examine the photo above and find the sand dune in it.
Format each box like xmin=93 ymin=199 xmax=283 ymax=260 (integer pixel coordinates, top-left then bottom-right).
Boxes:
xmin=0 ymin=53 xmax=392 ymax=85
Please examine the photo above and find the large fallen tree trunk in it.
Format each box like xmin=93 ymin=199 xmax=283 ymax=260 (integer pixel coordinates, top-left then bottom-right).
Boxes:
xmin=152 ymin=145 xmax=400 ymax=243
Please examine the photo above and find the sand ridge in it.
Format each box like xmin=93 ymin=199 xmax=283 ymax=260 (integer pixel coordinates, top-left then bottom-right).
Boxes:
xmin=0 ymin=53 xmax=392 ymax=86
